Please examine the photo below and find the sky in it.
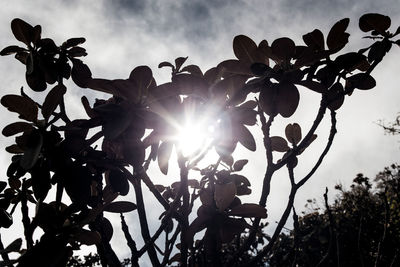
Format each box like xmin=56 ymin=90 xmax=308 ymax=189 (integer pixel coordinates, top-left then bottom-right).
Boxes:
xmin=0 ymin=0 xmax=399 ymax=265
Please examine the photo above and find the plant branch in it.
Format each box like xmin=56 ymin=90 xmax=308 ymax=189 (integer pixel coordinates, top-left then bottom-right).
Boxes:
xmin=120 ymin=213 xmax=140 ymax=267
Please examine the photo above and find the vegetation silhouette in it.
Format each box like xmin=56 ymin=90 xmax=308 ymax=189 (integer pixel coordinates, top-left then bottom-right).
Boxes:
xmin=0 ymin=13 xmax=399 ymax=266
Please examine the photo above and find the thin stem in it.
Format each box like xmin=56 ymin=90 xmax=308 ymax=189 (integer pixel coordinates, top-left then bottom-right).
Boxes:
xmin=131 ymin=169 xmax=161 ymax=267
xmin=21 ymin=182 xmax=33 ymax=249
xmin=120 ymin=213 xmax=139 ymax=267
xmin=178 ymin=152 xmax=189 ymax=267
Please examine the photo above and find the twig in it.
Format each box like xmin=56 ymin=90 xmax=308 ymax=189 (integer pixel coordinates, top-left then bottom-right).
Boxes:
xmin=178 ymin=152 xmax=189 ymax=267
xmin=21 ymin=181 xmax=33 ymax=249
xmin=131 ymin=169 xmax=161 ymax=267
xmin=120 ymin=213 xmax=139 ymax=267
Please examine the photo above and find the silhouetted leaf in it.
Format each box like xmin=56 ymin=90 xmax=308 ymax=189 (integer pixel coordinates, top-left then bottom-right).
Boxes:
xmin=271 ymin=37 xmax=296 ymax=60
xmin=104 ymin=201 xmax=137 ymax=213
xmin=129 ymin=65 xmax=153 ymax=94
xmin=239 ymin=100 xmax=257 ymax=109
xmin=158 ymin=61 xmax=174 ymax=69
xmin=359 ymin=13 xmax=391 ymax=34
xmin=108 ymin=169 xmax=129 ymax=196
xmin=4 ymin=238 xmax=22 ymax=253
xmin=0 ymin=45 xmax=26 ymax=56
xmin=71 ymin=59 xmax=92 ymax=88
xmin=214 ymin=182 xmax=236 ymax=211
xmin=327 ymin=82 xmax=345 ymax=110
xmin=251 ymin=63 xmax=272 ymax=76
xmin=11 ymin=18 xmax=34 ymax=46
xmin=218 ymin=60 xmax=252 ymax=76
xmin=233 ymin=159 xmax=248 ymax=171
xmin=20 ymin=130 xmax=42 ymax=170
xmin=64 ymin=37 xmax=86 ymax=48
xmin=0 ymin=181 xmax=7 ymax=193
xmin=235 ymin=124 xmax=256 ymax=151
xmin=228 ymin=203 xmax=267 ymax=218
xmin=2 ymin=121 xmax=32 ymax=137
xmin=5 ymin=145 xmax=23 ymax=154
xmin=175 ymin=57 xmax=188 ymax=71
xmin=100 ymin=217 xmax=113 ymax=242
xmin=68 ymin=46 xmax=87 ymax=57
xmin=346 ymin=73 xmax=376 ymax=90
xmin=327 ymin=18 xmax=350 ymax=52
xmin=303 ymin=29 xmax=325 ymax=51
xmin=0 ymin=209 xmax=13 ymax=228
xmin=335 ymin=52 xmax=366 ymax=71
xmin=42 ymin=84 xmax=66 ymax=121
xmin=270 ymin=136 xmax=289 ymax=152
xmin=285 ymin=123 xmax=302 ymax=145
xmin=1 ymin=95 xmax=38 ymax=122
xmin=180 ymin=64 xmax=203 ymax=76
xmin=74 ymin=230 xmax=101 ymax=245
xmin=233 ymin=35 xmax=257 ymax=64
xmin=277 ymin=82 xmax=300 ymax=117
xmin=158 ymin=141 xmax=173 ymax=175
xmin=172 ymin=74 xmax=208 ymax=96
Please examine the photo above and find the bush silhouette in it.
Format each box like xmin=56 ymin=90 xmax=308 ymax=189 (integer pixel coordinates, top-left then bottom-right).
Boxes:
xmin=0 ymin=13 xmax=399 ymax=266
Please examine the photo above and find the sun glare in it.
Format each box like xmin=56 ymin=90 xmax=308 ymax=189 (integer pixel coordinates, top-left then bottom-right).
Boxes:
xmin=175 ymin=121 xmax=215 ymax=157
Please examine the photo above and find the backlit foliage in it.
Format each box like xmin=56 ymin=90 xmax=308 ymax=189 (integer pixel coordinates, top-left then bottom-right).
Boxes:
xmin=0 ymin=13 xmax=398 ymax=266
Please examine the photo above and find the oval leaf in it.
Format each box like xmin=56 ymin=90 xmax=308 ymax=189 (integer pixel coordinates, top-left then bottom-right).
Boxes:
xmin=233 ymin=35 xmax=257 ymax=64
xmin=1 ymin=94 xmax=38 ymax=122
xmin=104 ymin=201 xmax=137 ymax=213
xmin=2 ymin=122 xmax=33 ymax=137
xmin=271 ymin=37 xmax=296 ymax=60
xmin=74 ymin=230 xmax=101 ymax=245
xmin=234 ymin=124 xmax=256 ymax=151
xmin=233 ymin=159 xmax=249 ymax=171
xmin=327 ymin=18 xmax=350 ymax=52
xmin=277 ymin=82 xmax=300 ymax=118
xmin=346 ymin=73 xmax=376 ymax=90
xmin=228 ymin=203 xmax=267 ymax=218
xmin=285 ymin=123 xmax=302 ymax=145
xmin=157 ymin=141 xmax=173 ymax=175
xmin=359 ymin=13 xmax=391 ymax=34
xmin=42 ymin=84 xmax=67 ymax=121
xmin=270 ymin=136 xmax=289 ymax=152
xmin=11 ymin=18 xmax=34 ymax=46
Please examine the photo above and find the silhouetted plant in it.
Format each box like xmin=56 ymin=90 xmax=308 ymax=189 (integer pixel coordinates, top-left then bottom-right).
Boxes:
xmin=268 ymin=164 xmax=400 ymax=267
xmin=0 ymin=13 xmax=398 ymax=266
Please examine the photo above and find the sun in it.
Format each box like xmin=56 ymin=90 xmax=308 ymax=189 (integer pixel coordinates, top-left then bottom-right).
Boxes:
xmin=175 ymin=120 xmax=215 ymax=157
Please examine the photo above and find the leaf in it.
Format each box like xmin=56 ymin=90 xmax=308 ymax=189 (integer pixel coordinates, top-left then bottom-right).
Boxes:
xmin=276 ymin=82 xmax=300 ymax=118
xmin=303 ymin=29 xmax=325 ymax=51
xmin=346 ymin=73 xmax=376 ymax=90
xmin=42 ymin=84 xmax=67 ymax=121
xmin=129 ymin=65 xmax=153 ymax=94
xmin=327 ymin=18 xmax=350 ymax=52
xmin=214 ymin=182 xmax=236 ymax=211
xmin=11 ymin=18 xmax=34 ymax=46
xmin=228 ymin=203 xmax=267 ymax=218
xmin=233 ymin=35 xmax=258 ymax=64
xmin=108 ymin=169 xmax=129 ymax=196
xmin=158 ymin=61 xmax=174 ymax=69
xmin=234 ymin=124 xmax=256 ymax=151
xmin=20 ymin=130 xmax=42 ymax=170
xmin=71 ymin=59 xmax=92 ymax=88
xmin=271 ymin=37 xmax=296 ymax=60
xmin=2 ymin=121 xmax=33 ymax=137
xmin=1 ymin=94 xmax=38 ymax=122
xmin=0 ymin=45 xmax=26 ymax=56
xmin=270 ymin=136 xmax=289 ymax=152
xmin=64 ymin=37 xmax=86 ymax=48
xmin=250 ymin=63 xmax=273 ymax=76
xmin=219 ymin=217 xmax=247 ymax=243
xmin=74 ymin=230 xmax=101 ymax=245
xmin=218 ymin=60 xmax=252 ymax=76
xmin=233 ymin=159 xmax=249 ymax=171
xmin=104 ymin=201 xmax=137 ymax=213
xmin=4 ymin=238 xmax=22 ymax=253
xmin=175 ymin=57 xmax=188 ymax=71
xmin=100 ymin=218 xmax=113 ymax=242
xmin=68 ymin=46 xmax=87 ymax=57
xmin=359 ymin=13 xmax=391 ymax=34
xmin=285 ymin=123 xmax=302 ymax=145
xmin=157 ymin=141 xmax=173 ymax=175
xmin=180 ymin=64 xmax=203 ymax=76
xmin=327 ymin=82 xmax=345 ymax=110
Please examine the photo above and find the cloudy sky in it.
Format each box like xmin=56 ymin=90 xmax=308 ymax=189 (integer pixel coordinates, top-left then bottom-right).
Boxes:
xmin=0 ymin=0 xmax=399 ymax=265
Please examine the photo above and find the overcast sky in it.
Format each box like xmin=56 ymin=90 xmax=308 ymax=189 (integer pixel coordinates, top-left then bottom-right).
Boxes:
xmin=0 ymin=0 xmax=399 ymax=265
